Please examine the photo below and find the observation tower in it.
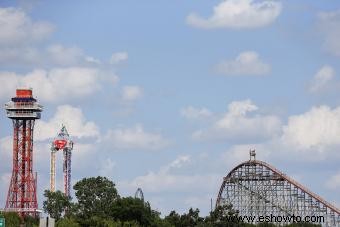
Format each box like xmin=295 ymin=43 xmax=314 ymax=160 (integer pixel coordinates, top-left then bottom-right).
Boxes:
xmin=4 ymin=88 xmax=43 ymax=216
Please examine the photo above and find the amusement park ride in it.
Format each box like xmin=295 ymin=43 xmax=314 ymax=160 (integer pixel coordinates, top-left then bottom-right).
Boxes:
xmin=50 ymin=125 xmax=74 ymax=197
xmin=1 ymin=89 xmax=339 ymax=226
xmin=216 ymin=150 xmax=340 ymax=226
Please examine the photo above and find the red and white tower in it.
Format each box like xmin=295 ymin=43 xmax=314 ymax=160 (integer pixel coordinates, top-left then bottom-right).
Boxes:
xmin=4 ymin=89 xmax=43 ymax=216
xmin=50 ymin=125 xmax=73 ymax=197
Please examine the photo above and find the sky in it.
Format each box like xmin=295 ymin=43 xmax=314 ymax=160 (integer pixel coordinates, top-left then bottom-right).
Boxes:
xmin=0 ymin=0 xmax=340 ymax=216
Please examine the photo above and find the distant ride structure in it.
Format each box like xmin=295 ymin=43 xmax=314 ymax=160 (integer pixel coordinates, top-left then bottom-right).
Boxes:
xmin=4 ymin=88 xmax=43 ymax=216
xmin=216 ymin=150 xmax=340 ymax=226
xmin=135 ymin=188 xmax=144 ymax=202
xmin=50 ymin=125 xmax=73 ymax=197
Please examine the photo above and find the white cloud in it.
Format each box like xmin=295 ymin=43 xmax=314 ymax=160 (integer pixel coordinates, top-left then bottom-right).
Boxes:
xmin=121 ymin=86 xmax=143 ymax=101
xmin=161 ymin=155 xmax=191 ymax=173
xmin=117 ymin=156 xmax=222 ymax=215
xmin=326 ymin=172 xmax=340 ymax=190
xmin=0 ymin=44 xmax=102 ymax=67
xmin=222 ymin=99 xmax=258 ymax=116
xmin=0 ymin=46 xmax=41 ymax=65
xmin=221 ymin=143 xmax=271 ymax=167
xmin=105 ymin=124 xmax=169 ymax=151
xmin=309 ymin=65 xmax=335 ymax=93
xmin=0 ymin=8 xmax=100 ymax=67
xmin=0 ymin=7 xmax=113 ymax=70
xmin=0 ymin=7 xmax=53 ymax=46
xmin=125 ymin=173 xmax=219 ymax=193
xmin=47 ymin=44 xmax=84 ymax=65
xmin=193 ymin=100 xmax=281 ymax=142
xmin=282 ymin=105 xmax=340 ymax=150
xmin=180 ymin=106 xmax=212 ymax=120
xmin=110 ymin=51 xmax=128 ymax=64
xmin=119 ymin=155 xmax=220 ymax=193
xmin=216 ymin=51 xmax=270 ymax=76
xmin=318 ymin=10 xmax=340 ymax=56
xmin=35 ymin=105 xmax=100 ymax=141
xmin=222 ymin=144 xmax=256 ymax=165
xmin=98 ymin=158 xmax=116 ymax=178
xmin=186 ymin=0 xmax=281 ymax=29
xmin=0 ymin=67 xmax=118 ymax=102
xmin=211 ymin=104 xmax=340 ymax=163
xmin=85 ymin=56 xmax=101 ymax=64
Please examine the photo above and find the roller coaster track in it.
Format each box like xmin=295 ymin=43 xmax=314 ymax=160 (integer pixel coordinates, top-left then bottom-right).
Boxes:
xmin=216 ymin=158 xmax=340 ymax=226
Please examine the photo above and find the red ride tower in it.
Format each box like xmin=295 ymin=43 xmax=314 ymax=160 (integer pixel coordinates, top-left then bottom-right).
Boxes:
xmin=4 ymin=88 xmax=43 ymax=216
xmin=50 ymin=125 xmax=73 ymax=197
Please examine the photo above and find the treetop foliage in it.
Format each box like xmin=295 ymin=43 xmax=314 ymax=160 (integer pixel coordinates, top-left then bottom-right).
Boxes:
xmin=39 ymin=176 xmax=323 ymax=227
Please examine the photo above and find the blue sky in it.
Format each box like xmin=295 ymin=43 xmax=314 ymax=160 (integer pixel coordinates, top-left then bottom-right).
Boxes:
xmin=0 ymin=0 xmax=339 ymax=216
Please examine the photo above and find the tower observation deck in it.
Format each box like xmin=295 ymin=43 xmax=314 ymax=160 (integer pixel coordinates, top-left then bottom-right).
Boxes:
xmin=4 ymin=88 xmax=43 ymax=216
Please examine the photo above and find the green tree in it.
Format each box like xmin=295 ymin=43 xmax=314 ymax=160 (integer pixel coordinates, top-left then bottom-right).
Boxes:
xmin=204 ymin=204 xmax=241 ymax=227
xmin=111 ymin=197 xmax=157 ymax=226
xmin=164 ymin=210 xmax=181 ymax=226
xmin=285 ymin=223 xmax=321 ymax=227
xmin=257 ymin=223 xmax=276 ymax=227
xmin=56 ymin=217 xmax=80 ymax=227
xmin=0 ymin=212 xmax=21 ymax=227
xmin=179 ymin=208 xmax=204 ymax=227
xmin=43 ymin=190 xmax=71 ymax=221
xmin=73 ymin=176 xmax=119 ymax=221
xmin=23 ymin=215 xmax=39 ymax=227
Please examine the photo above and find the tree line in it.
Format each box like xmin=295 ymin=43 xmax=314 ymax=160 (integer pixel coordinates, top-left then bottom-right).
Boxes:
xmin=1 ymin=176 xmax=322 ymax=227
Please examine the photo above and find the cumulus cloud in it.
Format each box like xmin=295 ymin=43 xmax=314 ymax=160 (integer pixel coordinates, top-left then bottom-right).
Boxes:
xmin=35 ymin=105 xmax=100 ymax=141
xmin=46 ymin=44 xmax=101 ymax=66
xmin=0 ymin=67 xmax=118 ymax=102
xmin=186 ymin=0 xmax=281 ymax=29
xmin=0 ymin=8 xmax=101 ymax=67
xmin=161 ymin=155 xmax=191 ymax=173
xmin=121 ymin=86 xmax=143 ymax=101
xmin=117 ymin=155 xmax=221 ymax=215
xmin=222 ymin=144 xmax=258 ymax=165
xmin=282 ymin=105 xmax=340 ymax=150
xmin=105 ymin=124 xmax=169 ymax=151
xmin=216 ymin=51 xmax=270 ymax=76
xmin=318 ymin=10 xmax=340 ymax=56
xmin=0 ymin=46 xmax=42 ymax=66
xmin=85 ymin=56 xmax=101 ymax=64
xmin=0 ymin=7 xmax=53 ymax=46
xmin=123 ymin=172 xmax=219 ymax=193
xmin=308 ymin=65 xmax=335 ymax=93
xmin=211 ymin=104 xmax=340 ymax=163
xmin=0 ymin=44 xmax=102 ymax=67
xmin=119 ymin=155 xmax=220 ymax=193
xmin=180 ymin=106 xmax=212 ymax=120
xmin=192 ymin=100 xmax=282 ymax=142
xmin=215 ymin=100 xmax=281 ymax=138
xmin=98 ymin=158 xmax=116 ymax=178
xmin=110 ymin=51 xmax=128 ymax=64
